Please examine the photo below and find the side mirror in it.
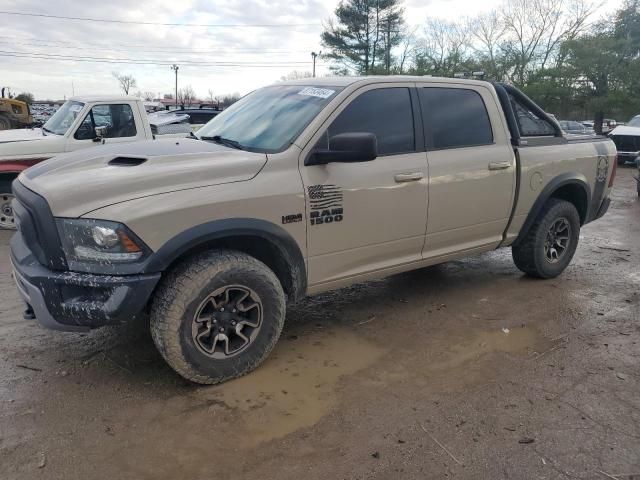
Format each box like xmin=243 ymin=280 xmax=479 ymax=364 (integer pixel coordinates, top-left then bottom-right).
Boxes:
xmin=94 ymin=126 xmax=108 ymax=142
xmin=306 ymin=132 xmax=377 ymax=166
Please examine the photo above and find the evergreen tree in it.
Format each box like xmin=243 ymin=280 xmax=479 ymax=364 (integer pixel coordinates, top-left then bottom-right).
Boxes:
xmin=321 ymin=0 xmax=405 ymax=75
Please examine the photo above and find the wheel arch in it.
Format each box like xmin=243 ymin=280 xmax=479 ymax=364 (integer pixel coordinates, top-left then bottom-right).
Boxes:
xmin=144 ymin=218 xmax=307 ymax=302
xmin=513 ymin=173 xmax=591 ymax=247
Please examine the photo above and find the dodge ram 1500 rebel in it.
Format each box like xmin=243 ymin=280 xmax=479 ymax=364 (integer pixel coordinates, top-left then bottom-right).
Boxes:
xmin=10 ymin=76 xmax=616 ymax=384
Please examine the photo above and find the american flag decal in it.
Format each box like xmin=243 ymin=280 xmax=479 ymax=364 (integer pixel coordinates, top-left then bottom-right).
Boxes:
xmin=308 ymin=184 xmax=343 ymax=210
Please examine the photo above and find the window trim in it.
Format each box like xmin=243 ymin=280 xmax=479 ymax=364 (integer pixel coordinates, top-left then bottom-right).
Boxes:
xmin=419 ymin=86 xmax=495 ymax=152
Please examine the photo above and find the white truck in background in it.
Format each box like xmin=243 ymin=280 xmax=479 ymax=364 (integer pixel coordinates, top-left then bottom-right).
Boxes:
xmin=0 ymin=95 xmax=193 ymax=228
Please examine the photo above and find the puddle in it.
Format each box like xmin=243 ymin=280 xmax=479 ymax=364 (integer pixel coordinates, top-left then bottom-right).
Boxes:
xmin=204 ymin=329 xmax=385 ymax=446
xmin=428 ymin=326 xmax=559 ymax=370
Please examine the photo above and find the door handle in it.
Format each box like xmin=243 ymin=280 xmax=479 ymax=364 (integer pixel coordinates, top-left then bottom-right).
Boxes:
xmin=488 ymin=161 xmax=512 ymax=170
xmin=394 ymin=172 xmax=424 ymax=183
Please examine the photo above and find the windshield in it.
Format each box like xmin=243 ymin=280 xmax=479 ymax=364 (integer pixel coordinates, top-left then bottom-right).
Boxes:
xmin=628 ymin=116 xmax=640 ymax=127
xmin=197 ymin=85 xmax=343 ymax=152
xmin=42 ymin=100 xmax=85 ymax=135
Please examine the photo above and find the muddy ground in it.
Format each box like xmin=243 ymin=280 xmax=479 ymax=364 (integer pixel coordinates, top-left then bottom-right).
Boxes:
xmin=1 ymin=168 xmax=639 ymax=480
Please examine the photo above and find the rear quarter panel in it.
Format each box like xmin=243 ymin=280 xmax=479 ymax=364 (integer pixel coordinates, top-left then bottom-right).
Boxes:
xmin=504 ymin=138 xmax=616 ymax=243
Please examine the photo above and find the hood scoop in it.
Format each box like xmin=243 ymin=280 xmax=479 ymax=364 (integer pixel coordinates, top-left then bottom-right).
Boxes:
xmin=108 ymin=156 xmax=148 ymax=167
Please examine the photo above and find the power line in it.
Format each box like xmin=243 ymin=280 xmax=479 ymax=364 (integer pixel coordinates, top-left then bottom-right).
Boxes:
xmin=0 ymin=50 xmax=315 ymax=65
xmin=0 ymin=50 xmax=326 ymax=68
xmin=0 ymin=39 xmax=316 ymax=56
xmin=0 ymin=10 xmax=320 ymax=28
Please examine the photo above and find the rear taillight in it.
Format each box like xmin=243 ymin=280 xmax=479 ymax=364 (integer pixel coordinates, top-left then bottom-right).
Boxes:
xmin=609 ymin=156 xmax=617 ymax=187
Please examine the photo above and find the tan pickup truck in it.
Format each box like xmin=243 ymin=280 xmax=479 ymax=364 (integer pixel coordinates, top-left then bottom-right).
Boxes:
xmin=10 ymin=76 xmax=616 ymax=384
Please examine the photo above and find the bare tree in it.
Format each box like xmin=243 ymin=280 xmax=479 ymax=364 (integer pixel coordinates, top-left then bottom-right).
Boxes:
xmin=415 ymin=18 xmax=471 ymax=76
xmin=469 ymin=11 xmax=507 ymax=79
xmin=545 ymin=0 xmax=597 ymax=69
xmin=112 ymin=72 xmax=137 ymax=95
xmin=177 ymin=85 xmax=196 ymax=106
xmin=396 ymin=25 xmax=418 ymax=74
xmin=207 ymin=89 xmax=215 ymax=105
xmin=500 ymin=0 xmax=596 ymax=85
xmin=143 ymin=91 xmax=156 ymax=101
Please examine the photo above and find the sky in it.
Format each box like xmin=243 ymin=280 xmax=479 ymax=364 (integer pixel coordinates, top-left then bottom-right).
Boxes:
xmin=0 ymin=0 xmax=622 ymax=101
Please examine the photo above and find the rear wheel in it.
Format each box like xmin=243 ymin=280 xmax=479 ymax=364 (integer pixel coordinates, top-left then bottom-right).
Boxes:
xmin=0 ymin=115 xmax=11 ymax=131
xmin=512 ymin=199 xmax=580 ymax=279
xmin=0 ymin=180 xmax=16 ymax=229
xmin=150 ymin=249 xmax=286 ymax=384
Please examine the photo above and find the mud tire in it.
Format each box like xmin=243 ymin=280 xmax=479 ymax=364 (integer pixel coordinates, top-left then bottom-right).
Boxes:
xmin=150 ymin=249 xmax=286 ymax=385
xmin=512 ymin=198 xmax=580 ymax=279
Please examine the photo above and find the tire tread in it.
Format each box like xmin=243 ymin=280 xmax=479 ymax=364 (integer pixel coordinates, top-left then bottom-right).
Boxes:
xmin=150 ymin=249 xmax=285 ymax=385
xmin=512 ymin=198 xmax=580 ymax=279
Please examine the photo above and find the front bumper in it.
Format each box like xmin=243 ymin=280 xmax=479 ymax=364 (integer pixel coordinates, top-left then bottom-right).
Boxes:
xmin=10 ymin=233 xmax=161 ymax=332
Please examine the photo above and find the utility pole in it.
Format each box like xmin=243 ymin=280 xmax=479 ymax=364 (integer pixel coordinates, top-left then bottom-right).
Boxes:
xmin=311 ymin=51 xmax=321 ymax=78
xmin=170 ymin=64 xmax=179 ymax=108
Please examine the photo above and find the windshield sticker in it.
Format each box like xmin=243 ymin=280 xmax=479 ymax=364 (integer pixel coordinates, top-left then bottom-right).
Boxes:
xmin=69 ymin=104 xmax=83 ymax=113
xmin=298 ymin=87 xmax=335 ymax=99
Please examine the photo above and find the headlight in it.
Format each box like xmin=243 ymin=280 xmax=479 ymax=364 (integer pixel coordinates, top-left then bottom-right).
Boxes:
xmin=56 ymin=218 xmax=149 ymax=266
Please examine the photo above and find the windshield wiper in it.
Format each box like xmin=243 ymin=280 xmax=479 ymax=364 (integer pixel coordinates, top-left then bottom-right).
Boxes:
xmin=42 ymin=126 xmax=53 ymax=135
xmin=199 ymin=135 xmax=246 ymax=150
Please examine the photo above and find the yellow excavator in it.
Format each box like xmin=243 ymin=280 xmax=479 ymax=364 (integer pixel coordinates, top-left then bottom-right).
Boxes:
xmin=0 ymin=87 xmax=32 ymax=130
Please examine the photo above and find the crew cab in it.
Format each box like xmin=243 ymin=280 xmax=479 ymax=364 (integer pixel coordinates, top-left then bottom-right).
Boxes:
xmin=10 ymin=77 xmax=616 ymax=384
xmin=0 ymin=95 xmax=191 ymax=228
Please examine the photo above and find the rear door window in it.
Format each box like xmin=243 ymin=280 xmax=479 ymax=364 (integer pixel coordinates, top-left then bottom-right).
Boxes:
xmin=323 ymin=87 xmax=415 ymax=156
xmin=419 ymin=87 xmax=493 ymax=150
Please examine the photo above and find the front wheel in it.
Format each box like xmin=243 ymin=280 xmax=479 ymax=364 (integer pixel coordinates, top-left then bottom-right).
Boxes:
xmin=512 ymin=199 xmax=580 ymax=279
xmin=150 ymin=249 xmax=286 ymax=384
xmin=0 ymin=180 xmax=16 ymax=229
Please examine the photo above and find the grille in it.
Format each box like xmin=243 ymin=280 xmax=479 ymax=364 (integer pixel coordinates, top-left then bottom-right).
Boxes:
xmin=611 ymin=135 xmax=640 ymax=152
xmin=12 ymin=180 xmax=67 ymax=270
xmin=12 ymin=195 xmax=47 ymax=266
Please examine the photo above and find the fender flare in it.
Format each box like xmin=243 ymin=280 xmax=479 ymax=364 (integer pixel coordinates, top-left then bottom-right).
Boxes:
xmin=143 ymin=218 xmax=307 ymax=300
xmin=513 ymin=173 xmax=591 ymax=247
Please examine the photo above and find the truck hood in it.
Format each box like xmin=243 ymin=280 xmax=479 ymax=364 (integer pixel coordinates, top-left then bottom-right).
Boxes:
xmin=0 ymin=128 xmax=50 ymax=143
xmin=0 ymin=128 xmax=64 ymax=158
xmin=19 ymin=138 xmax=267 ymax=217
xmin=609 ymin=125 xmax=640 ymax=136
